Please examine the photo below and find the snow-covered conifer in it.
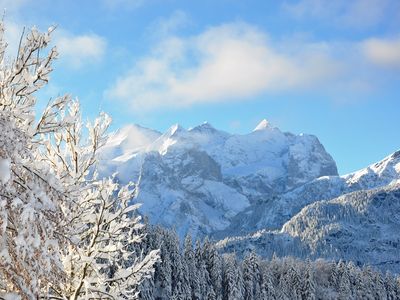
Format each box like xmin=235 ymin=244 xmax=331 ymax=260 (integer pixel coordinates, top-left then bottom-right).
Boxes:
xmin=184 ymin=234 xmax=201 ymax=300
xmin=243 ymin=251 xmax=262 ymax=300
xmin=260 ymin=261 xmax=276 ymax=299
xmin=222 ymin=253 xmax=244 ymax=300
xmin=338 ymin=264 xmax=351 ymax=300
xmin=167 ymin=231 xmax=189 ymax=299
xmin=202 ymin=238 xmax=222 ymax=300
xmin=384 ymin=271 xmax=397 ymax=300
xmin=302 ymin=260 xmax=316 ymax=300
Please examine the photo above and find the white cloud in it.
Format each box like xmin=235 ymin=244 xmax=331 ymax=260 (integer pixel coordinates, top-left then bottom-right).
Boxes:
xmin=106 ymin=22 xmax=341 ymax=111
xmin=283 ymin=0 xmax=397 ymax=29
xmin=55 ymin=32 xmax=107 ymax=69
xmin=150 ymin=10 xmax=191 ymax=37
xmin=362 ymin=37 xmax=400 ymax=69
xmin=1 ymin=22 xmax=107 ymax=70
xmin=106 ymin=124 xmax=158 ymax=153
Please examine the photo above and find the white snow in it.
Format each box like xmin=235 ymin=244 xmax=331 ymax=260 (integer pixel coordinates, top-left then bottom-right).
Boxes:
xmin=4 ymin=293 xmax=21 ymax=300
xmin=100 ymin=124 xmax=161 ymax=161
xmin=253 ymin=118 xmax=273 ymax=131
xmin=0 ymin=158 xmax=11 ymax=184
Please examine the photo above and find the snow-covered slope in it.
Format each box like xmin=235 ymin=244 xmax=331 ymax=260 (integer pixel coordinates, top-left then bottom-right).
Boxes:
xmin=101 ymin=124 xmax=162 ymax=158
xmin=213 ymin=150 xmax=400 ymax=238
xmin=217 ymin=181 xmax=400 ymax=273
xmin=99 ymin=120 xmax=338 ymax=238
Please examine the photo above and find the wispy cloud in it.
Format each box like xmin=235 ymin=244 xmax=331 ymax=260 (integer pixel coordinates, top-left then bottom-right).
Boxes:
xmin=105 ymin=22 xmax=342 ymax=111
xmin=283 ymin=0 xmax=398 ymax=29
xmin=362 ymin=37 xmax=400 ymax=69
xmin=55 ymin=31 xmax=107 ymax=69
xmin=148 ymin=10 xmax=191 ymax=37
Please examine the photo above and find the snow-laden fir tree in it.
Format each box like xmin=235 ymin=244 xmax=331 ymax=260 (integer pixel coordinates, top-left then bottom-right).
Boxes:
xmin=168 ymin=231 xmax=189 ymax=299
xmin=384 ymin=271 xmax=397 ymax=300
xmin=195 ymin=239 xmax=211 ymax=299
xmin=242 ymin=252 xmax=262 ymax=300
xmin=302 ymin=260 xmax=316 ymax=300
xmin=337 ymin=261 xmax=351 ymax=300
xmin=183 ymin=234 xmax=201 ymax=300
xmin=0 ymin=23 xmax=159 ymax=299
xmin=373 ymin=269 xmax=387 ymax=300
xmin=222 ymin=253 xmax=244 ymax=300
xmin=202 ymin=237 xmax=222 ymax=300
xmin=259 ymin=261 xmax=276 ymax=299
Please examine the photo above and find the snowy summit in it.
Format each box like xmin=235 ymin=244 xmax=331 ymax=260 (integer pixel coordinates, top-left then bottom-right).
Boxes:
xmin=253 ymin=119 xmax=272 ymax=131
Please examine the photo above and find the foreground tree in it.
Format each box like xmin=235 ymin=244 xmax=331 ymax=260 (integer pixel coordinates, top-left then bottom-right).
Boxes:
xmin=0 ymin=23 xmax=67 ymax=299
xmin=40 ymin=100 xmax=159 ymax=299
xmin=0 ymin=23 xmax=159 ymax=299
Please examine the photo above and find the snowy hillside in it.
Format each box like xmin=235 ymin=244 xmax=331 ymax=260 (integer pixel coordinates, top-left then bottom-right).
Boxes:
xmin=217 ymin=181 xmax=400 ymax=273
xmin=99 ymin=120 xmax=338 ymax=238
xmin=214 ymin=150 xmax=400 ymax=238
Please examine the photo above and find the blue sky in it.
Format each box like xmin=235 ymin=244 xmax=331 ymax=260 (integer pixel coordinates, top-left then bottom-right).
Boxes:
xmin=3 ymin=0 xmax=400 ymax=174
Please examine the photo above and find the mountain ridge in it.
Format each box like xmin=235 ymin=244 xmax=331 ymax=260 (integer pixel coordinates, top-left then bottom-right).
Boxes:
xmin=99 ymin=120 xmax=338 ymax=238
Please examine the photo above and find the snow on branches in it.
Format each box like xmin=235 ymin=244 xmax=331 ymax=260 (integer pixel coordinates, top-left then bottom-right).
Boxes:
xmin=0 ymin=23 xmax=159 ymax=299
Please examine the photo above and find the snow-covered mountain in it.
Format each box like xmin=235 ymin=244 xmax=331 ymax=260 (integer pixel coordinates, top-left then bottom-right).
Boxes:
xmin=215 ymin=150 xmax=400 ymax=273
xmin=213 ymin=150 xmax=400 ymax=238
xmin=217 ymin=180 xmax=400 ymax=273
xmin=99 ymin=120 xmax=338 ymax=238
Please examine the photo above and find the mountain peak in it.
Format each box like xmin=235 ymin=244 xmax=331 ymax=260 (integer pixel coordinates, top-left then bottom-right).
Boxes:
xmin=253 ymin=119 xmax=273 ymax=131
xmin=190 ymin=121 xmax=216 ymax=132
xmin=392 ymin=150 xmax=400 ymax=159
xmin=166 ymin=123 xmax=185 ymax=136
xmin=201 ymin=121 xmax=214 ymax=128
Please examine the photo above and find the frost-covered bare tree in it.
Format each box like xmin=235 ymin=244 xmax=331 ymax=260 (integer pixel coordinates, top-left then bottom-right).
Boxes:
xmin=0 ymin=22 xmax=68 ymax=299
xmin=0 ymin=22 xmax=159 ymax=299
xmin=41 ymin=101 xmax=159 ymax=299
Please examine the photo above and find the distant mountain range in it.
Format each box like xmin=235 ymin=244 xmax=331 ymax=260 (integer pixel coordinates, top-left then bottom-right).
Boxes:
xmin=99 ymin=121 xmax=400 ymax=273
xmin=99 ymin=120 xmax=338 ymax=237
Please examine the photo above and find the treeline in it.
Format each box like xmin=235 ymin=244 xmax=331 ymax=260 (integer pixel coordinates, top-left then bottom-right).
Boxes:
xmin=134 ymin=225 xmax=400 ymax=300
